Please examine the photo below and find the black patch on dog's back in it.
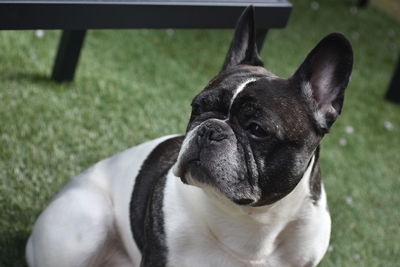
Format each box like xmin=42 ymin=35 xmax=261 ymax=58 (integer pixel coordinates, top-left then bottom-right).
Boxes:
xmin=129 ymin=136 xmax=184 ymax=267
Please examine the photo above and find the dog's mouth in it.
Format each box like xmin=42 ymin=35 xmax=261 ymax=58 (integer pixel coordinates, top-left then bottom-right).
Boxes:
xmin=173 ymin=159 xmax=258 ymax=206
xmin=173 ymin=158 xmax=204 ymax=185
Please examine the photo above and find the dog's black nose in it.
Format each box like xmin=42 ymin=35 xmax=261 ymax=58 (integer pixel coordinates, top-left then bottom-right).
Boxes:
xmin=198 ymin=121 xmax=227 ymax=142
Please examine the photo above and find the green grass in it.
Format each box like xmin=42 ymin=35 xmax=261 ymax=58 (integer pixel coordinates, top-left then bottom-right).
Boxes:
xmin=1 ymin=0 xmax=399 ymax=266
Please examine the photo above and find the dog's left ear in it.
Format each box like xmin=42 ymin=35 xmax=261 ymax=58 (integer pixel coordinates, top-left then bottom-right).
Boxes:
xmin=222 ymin=6 xmax=263 ymax=71
xmin=291 ymin=33 xmax=354 ymax=133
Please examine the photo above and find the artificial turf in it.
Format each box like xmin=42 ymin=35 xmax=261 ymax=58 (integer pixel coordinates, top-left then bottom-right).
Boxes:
xmin=0 ymin=0 xmax=399 ymax=266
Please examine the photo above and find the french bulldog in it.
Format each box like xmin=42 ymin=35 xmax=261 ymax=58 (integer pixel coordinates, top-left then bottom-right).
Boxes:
xmin=26 ymin=6 xmax=353 ymax=267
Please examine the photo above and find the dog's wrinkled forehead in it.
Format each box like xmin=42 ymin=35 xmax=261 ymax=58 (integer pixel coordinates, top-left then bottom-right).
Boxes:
xmin=204 ymin=65 xmax=274 ymax=91
xmin=192 ymin=65 xmax=313 ymax=141
xmin=191 ymin=66 xmax=272 ymax=115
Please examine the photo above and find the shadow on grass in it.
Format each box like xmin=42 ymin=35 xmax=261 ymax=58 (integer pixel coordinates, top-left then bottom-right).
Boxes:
xmin=0 ymin=230 xmax=28 ymax=267
xmin=1 ymin=71 xmax=74 ymax=89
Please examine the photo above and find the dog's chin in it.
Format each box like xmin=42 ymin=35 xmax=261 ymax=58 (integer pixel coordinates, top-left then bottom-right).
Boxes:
xmin=173 ymin=161 xmax=257 ymax=206
xmin=173 ymin=160 xmax=206 ymax=186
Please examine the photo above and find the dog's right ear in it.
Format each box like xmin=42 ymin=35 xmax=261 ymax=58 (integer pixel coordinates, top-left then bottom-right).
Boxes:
xmin=222 ymin=6 xmax=264 ymax=71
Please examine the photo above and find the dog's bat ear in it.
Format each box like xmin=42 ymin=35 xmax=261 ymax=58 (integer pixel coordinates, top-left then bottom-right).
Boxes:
xmin=222 ymin=6 xmax=264 ymax=71
xmin=291 ymin=33 xmax=354 ymax=133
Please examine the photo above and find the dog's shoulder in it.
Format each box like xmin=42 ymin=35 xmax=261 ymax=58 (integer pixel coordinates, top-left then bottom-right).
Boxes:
xmin=69 ymin=134 xmax=183 ymax=264
xmin=129 ymin=135 xmax=184 ymax=266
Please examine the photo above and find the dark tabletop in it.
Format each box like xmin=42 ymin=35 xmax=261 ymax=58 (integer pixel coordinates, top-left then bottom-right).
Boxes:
xmin=0 ymin=0 xmax=292 ymax=29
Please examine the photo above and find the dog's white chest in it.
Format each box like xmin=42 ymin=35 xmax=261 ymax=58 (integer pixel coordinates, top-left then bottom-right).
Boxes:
xmin=162 ymin=165 xmax=331 ymax=267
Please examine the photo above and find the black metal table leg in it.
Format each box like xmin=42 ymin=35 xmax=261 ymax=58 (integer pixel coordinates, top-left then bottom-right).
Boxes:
xmin=256 ymin=29 xmax=268 ymax=52
xmin=386 ymin=56 xmax=400 ymax=103
xmin=51 ymin=30 xmax=87 ymax=82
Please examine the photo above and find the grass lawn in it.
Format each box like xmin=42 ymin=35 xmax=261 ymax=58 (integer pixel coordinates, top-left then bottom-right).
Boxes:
xmin=1 ymin=0 xmax=399 ymax=266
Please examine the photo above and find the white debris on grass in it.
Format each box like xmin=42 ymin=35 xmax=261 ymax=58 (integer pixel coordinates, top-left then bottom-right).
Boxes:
xmin=350 ymin=6 xmax=358 ymax=14
xmin=35 ymin=30 xmax=45 ymax=38
xmin=328 ymin=245 xmax=334 ymax=252
xmin=345 ymin=196 xmax=353 ymax=206
xmin=310 ymin=1 xmax=319 ymax=10
xmin=384 ymin=121 xmax=394 ymax=131
xmin=339 ymin=138 xmax=347 ymax=146
xmin=353 ymin=253 xmax=361 ymax=260
xmin=345 ymin=126 xmax=354 ymax=134
xmin=166 ymin=29 xmax=174 ymax=37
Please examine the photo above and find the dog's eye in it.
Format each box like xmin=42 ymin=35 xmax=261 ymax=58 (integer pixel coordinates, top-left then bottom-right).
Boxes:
xmin=246 ymin=123 xmax=268 ymax=139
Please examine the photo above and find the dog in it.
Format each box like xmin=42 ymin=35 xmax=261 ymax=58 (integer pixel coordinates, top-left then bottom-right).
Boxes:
xmin=26 ymin=6 xmax=353 ymax=267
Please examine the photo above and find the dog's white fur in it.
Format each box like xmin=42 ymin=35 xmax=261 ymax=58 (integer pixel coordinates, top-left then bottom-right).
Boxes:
xmin=26 ymin=135 xmax=330 ymax=267
xmin=227 ymin=78 xmax=258 ymax=117
xmin=165 ymin=156 xmax=331 ymax=267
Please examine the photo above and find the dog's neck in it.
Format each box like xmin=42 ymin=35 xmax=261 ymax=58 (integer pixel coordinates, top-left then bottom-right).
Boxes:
xmin=174 ymin=155 xmax=316 ymax=262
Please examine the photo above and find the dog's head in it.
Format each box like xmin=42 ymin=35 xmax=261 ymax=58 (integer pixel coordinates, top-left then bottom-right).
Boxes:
xmin=173 ymin=7 xmax=353 ymax=206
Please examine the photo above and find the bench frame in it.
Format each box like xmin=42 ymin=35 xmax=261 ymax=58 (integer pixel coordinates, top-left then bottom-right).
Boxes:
xmin=1 ymin=1 xmax=293 ymax=81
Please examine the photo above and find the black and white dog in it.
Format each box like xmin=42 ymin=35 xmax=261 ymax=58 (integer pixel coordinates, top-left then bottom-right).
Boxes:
xmin=26 ymin=7 xmax=353 ymax=267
